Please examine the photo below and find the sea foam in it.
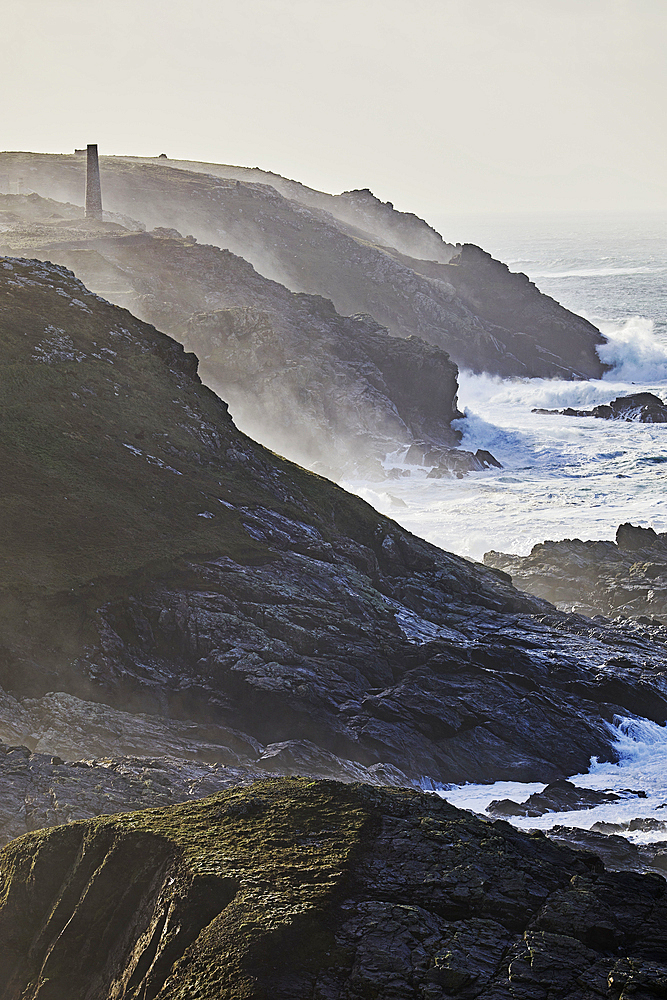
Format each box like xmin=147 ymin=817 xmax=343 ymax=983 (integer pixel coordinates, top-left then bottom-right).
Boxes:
xmin=437 ymin=714 xmax=667 ymax=845
xmin=598 ymin=316 xmax=667 ymax=383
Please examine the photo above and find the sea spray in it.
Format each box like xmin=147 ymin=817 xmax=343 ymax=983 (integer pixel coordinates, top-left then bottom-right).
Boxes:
xmin=598 ymin=316 xmax=667 ymax=382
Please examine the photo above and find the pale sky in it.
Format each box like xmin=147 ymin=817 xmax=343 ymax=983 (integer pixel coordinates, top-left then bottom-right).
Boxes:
xmin=3 ymin=0 xmax=666 ymax=217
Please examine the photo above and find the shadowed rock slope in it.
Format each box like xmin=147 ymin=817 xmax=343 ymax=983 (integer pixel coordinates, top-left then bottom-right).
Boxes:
xmin=0 ymin=152 xmax=608 ymax=378
xmin=2 ymin=258 xmax=667 ymax=795
xmin=3 ymin=779 xmax=667 ymax=999
xmin=0 ymin=193 xmax=474 ymax=478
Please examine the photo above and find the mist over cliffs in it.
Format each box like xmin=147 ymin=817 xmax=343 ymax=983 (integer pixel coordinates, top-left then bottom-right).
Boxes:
xmin=0 ymin=255 xmax=665 ymax=794
xmin=3 ymin=160 xmax=667 ymax=997
xmin=0 ymin=152 xmax=609 ymax=478
xmin=0 ymin=194 xmax=471 ymax=478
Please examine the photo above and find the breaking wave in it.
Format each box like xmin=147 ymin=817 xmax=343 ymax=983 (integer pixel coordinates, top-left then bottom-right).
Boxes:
xmin=598 ymin=316 xmax=667 ymax=383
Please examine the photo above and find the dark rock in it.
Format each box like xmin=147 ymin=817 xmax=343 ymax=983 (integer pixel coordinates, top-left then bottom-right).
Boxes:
xmin=489 ymin=780 xmax=618 ymax=818
xmin=475 ymin=448 xmax=503 ymax=469
xmin=485 ymin=523 xmax=667 ymax=620
xmin=442 ymin=243 xmax=608 ymax=378
xmin=3 ymin=778 xmax=667 ymax=998
xmin=609 ymin=392 xmax=667 ymax=421
xmin=617 ymin=521 xmax=662 ymax=553
xmin=3 ymin=260 xmax=667 ymax=807
xmin=547 ymin=825 xmax=647 ymax=872
xmin=534 ymin=392 xmax=667 ymax=423
xmin=486 ymin=797 xmax=529 ymax=818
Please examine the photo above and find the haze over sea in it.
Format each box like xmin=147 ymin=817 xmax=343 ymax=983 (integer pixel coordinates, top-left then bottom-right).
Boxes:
xmin=345 ymin=211 xmax=667 ymax=563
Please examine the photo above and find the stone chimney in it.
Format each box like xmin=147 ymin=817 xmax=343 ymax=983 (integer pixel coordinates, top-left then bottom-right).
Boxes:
xmin=85 ymin=144 xmax=103 ymax=221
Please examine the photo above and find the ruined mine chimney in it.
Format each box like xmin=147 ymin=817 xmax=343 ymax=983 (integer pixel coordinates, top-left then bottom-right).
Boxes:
xmin=85 ymin=144 xmax=103 ymax=221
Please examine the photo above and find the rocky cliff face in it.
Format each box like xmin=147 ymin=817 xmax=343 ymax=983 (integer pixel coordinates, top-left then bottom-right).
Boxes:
xmin=0 ymin=152 xmax=608 ymax=378
xmin=442 ymin=244 xmax=606 ymax=379
xmin=3 ymin=779 xmax=667 ymax=1000
xmin=485 ymin=522 xmax=667 ymax=620
xmin=1 ymin=258 xmax=667 ymax=799
xmin=145 ymin=162 xmax=459 ymax=263
xmin=0 ymin=193 xmax=476 ymax=478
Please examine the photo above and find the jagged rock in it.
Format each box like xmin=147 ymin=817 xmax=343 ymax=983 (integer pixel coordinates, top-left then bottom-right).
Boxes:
xmin=0 ymin=724 xmax=415 ymax=848
xmin=488 ymin=780 xmax=619 ymax=819
xmin=0 ymin=151 xmax=608 ymax=379
xmin=548 ymin=826 xmax=652 ymax=873
xmin=475 ymin=448 xmax=503 ymax=469
xmin=485 ymin=523 xmax=667 ymax=619
xmin=4 ymin=259 xmax=667 ymax=800
xmin=441 ymin=243 xmax=607 ymax=378
xmin=2 ymin=779 xmax=667 ymax=998
xmin=0 ymin=193 xmax=476 ymax=477
xmin=548 ymin=825 xmax=667 ymax=878
xmin=617 ymin=522 xmax=664 ymax=553
xmin=533 ymin=392 xmax=667 ymax=422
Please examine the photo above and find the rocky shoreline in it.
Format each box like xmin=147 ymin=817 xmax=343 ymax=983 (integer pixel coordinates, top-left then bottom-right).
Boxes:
xmin=534 ymin=392 xmax=667 ymax=424
xmin=485 ymin=522 xmax=667 ymax=620
xmin=1 ymin=259 xmax=667 ymax=796
xmin=0 ymin=243 xmax=665 ymax=994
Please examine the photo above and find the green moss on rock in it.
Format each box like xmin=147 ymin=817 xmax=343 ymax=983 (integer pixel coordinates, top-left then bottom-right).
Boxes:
xmin=2 ymin=778 xmax=667 ymax=998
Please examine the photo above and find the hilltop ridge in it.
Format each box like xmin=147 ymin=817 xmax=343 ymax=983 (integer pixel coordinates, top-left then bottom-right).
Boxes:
xmin=0 ymin=152 xmax=608 ymax=380
xmin=0 ymin=193 xmax=474 ymax=478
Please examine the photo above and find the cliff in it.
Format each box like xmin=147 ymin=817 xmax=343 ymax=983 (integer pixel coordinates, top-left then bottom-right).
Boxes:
xmin=2 ymin=779 xmax=667 ymax=999
xmin=0 ymin=193 xmax=475 ymax=478
xmin=0 ymin=152 xmax=608 ymax=379
xmin=0 ymin=258 xmax=666 ymax=802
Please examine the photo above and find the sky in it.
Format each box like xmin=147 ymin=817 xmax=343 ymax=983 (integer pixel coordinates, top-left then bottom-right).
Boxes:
xmin=3 ymin=0 xmax=667 ymax=219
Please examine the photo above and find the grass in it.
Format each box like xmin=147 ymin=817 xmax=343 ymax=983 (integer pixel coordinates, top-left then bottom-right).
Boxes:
xmin=0 ymin=778 xmax=379 ymax=998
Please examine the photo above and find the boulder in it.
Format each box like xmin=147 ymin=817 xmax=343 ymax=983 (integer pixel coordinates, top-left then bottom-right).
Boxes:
xmin=533 ymin=392 xmax=667 ymax=423
xmin=485 ymin=524 xmax=667 ymax=620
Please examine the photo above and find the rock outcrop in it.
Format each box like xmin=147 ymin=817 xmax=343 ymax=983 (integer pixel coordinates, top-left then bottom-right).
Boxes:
xmin=0 ymin=727 xmax=411 ymax=849
xmin=548 ymin=826 xmax=667 ymax=878
xmin=0 ymin=152 xmax=609 ymax=379
xmin=442 ymin=244 xmax=605 ymax=378
xmin=534 ymin=392 xmax=667 ymax=423
xmin=485 ymin=523 xmax=667 ymax=619
xmin=488 ymin=779 xmax=620 ymax=819
xmin=3 ymin=778 xmax=667 ymax=999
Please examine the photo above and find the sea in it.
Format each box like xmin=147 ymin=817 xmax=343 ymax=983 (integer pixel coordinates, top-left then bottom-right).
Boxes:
xmin=344 ymin=209 xmax=667 ymax=848
xmin=346 ymin=210 xmax=667 ymax=564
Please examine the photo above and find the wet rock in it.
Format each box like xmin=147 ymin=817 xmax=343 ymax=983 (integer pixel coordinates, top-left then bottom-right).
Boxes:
xmin=489 ymin=780 xmax=619 ymax=818
xmin=475 ymin=448 xmax=503 ymax=469
xmin=3 ymin=260 xmax=667 ymax=806
xmin=533 ymin=391 xmax=667 ymax=423
xmin=485 ymin=523 xmax=667 ymax=620
xmin=548 ymin=824 xmax=667 ymax=879
xmin=547 ymin=825 xmax=653 ymax=873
